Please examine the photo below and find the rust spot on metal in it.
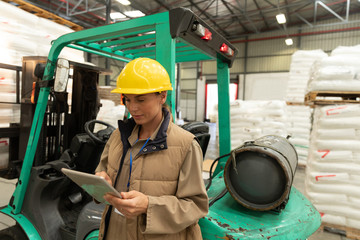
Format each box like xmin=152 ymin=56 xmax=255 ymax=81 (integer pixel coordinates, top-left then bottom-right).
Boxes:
xmin=225 ymin=234 xmax=235 ymax=240
xmin=208 ymin=217 xmax=247 ymax=233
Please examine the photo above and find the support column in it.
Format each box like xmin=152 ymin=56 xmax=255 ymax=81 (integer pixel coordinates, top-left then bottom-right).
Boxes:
xmin=155 ymin=19 xmax=176 ymax=119
xmin=214 ymin=57 xmax=231 ymax=175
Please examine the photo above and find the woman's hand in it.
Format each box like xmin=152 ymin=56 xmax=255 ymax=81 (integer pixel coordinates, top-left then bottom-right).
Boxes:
xmin=104 ymin=190 xmax=149 ymax=218
xmin=95 ymin=171 xmax=112 ymax=185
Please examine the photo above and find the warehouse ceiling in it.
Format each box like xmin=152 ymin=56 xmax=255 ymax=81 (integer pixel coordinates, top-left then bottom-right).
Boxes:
xmin=5 ymin=0 xmax=360 ymax=40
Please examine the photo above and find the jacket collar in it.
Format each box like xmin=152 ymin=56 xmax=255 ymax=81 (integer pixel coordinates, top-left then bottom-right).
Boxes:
xmin=117 ymin=107 xmax=171 ymax=154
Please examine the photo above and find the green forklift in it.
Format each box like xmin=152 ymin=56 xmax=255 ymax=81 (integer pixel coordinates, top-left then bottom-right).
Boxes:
xmin=0 ymin=7 xmax=321 ymax=240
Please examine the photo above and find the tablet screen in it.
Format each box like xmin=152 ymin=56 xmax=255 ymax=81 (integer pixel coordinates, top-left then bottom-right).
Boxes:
xmin=61 ymin=168 xmax=121 ymax=204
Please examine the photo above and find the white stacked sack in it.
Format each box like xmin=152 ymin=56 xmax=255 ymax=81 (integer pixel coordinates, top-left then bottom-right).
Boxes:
xmin=305 ymin=104 xmax=360 ymax=229
xmin=286 ymin=50 xmax=328 ymax=103
xmin=94 ymin=100 xmax=125 ymax=132
xmin=286 ymin=105 xmax=312 ymax=166
xmin=0 ymin=77 xmax=20 ymax=127
xmin=227 ymin=100 xmax=288 ymax=150
xmin=307 ymin=45 xmax=360 ymax=92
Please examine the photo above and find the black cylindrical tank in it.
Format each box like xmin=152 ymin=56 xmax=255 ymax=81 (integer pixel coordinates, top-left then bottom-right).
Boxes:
xmin=224 ymin=135 xmax=298 ymax=211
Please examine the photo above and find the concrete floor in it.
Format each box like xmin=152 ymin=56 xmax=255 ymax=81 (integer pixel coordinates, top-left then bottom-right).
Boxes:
xmin=0 ymin=122 xmax=353 ymax=239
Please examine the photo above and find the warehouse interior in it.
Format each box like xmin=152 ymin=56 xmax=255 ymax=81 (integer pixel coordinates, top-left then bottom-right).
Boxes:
xmin=0 ymin=0 xmax=360 ymax=239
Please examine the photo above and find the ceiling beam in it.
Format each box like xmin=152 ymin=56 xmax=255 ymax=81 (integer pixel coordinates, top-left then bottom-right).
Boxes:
xmin=221 ymin=0 xmax=251 ymax=33
xmin=233 ymin=0 xmax=259 ymax=33
xmin=198 ymin=0 xmax=216 ymax=18
xmin=253 ymin=0 xmax=269 ymax=30
xmin=154 ymin=0 xmax=171 ymax=10
xmin=128 ymin=0 xmax=151 ymax=15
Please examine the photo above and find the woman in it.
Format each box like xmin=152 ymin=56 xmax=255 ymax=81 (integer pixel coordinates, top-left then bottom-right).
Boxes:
xmin=95 ymin=58 xmax=208 ymax=240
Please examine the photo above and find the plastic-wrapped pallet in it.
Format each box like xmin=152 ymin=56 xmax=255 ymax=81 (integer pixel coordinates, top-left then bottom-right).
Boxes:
xmin=216 ymin=100 xmax=288 ymax=150
xmin=0 ymin=0 xmax=84 ymax=66
xmin=305 ymin=104 xmax=360 ymax=230
xmin=286 ymin=105 xmax=312 ymax=166
xmin=307 ymin=45 xmax=360 ymax=92
xmin=285 ymin=50 xmax=328 ymax=103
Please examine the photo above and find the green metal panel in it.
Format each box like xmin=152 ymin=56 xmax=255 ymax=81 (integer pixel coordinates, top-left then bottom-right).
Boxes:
xmin=84 ymin=230 xmax=99 ymax=240
xmin=175 ymin=42 xmax=188 ymax=48
xmin=214 ymin=56 xmax=231 ymax=175
xmin=176 ymin=46 xmax=197 ymax=52
xmin=123 ymin=46 xmax=155 ymax=55
xmin=176 ymin=49 xmax=201 ymax=56
xmin=155 ymin=13 xmax=176 ymax=119
xmin=133 ymin=51 xmax=156 ymax=58
xmin=175 ymin=54 xmax=212 ymax=63
xmin=100 ymin=34 xmax=155 ymax=47
xmin=112 ymin=39 xmax=156 ymax=51
xmin=199 ymin=172 xmax=321 ymax=239
xmin=1 ymin=206 xmax=41 ymax=239
xmin=68 ymin=44 xmax=132 ymax=62
xmin=83 ymin=27 xmax=156 ymax=44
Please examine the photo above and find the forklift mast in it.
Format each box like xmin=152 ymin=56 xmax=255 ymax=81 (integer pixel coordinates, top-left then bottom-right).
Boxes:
xmin=19 ymin=57 xmax=109 ymax=167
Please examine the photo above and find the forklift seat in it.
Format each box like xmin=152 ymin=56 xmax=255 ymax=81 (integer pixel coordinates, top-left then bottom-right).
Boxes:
xmin=181 ymin=122 xmax=211 ymax=158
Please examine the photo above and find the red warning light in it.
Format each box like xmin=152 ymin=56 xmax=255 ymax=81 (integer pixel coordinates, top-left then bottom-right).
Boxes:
xmin=193 ymin=23 xmax=212 ymax=41
xmin=220 ymin=43 xmax=234 ymax=57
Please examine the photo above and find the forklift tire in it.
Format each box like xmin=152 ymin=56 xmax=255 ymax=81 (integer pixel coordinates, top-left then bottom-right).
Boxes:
xmin=0 ymin=225 xmax=28 ymax=240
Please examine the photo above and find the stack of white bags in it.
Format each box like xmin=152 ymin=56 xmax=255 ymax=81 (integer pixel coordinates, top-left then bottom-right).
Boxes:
xmin=285 ymin=105 xmax=312 ymax=166
xmin=307 ymin=45 xmax=360 ymax=92
xmin=305 ymin=104 xmax=360 ymax=229
xmin=227 ymin=100 xmax=288 ymax=150
xmin=94 ymin=100 xmax=125 ymax=132
xmin=285 ymin=50 xmax=328 ymax=103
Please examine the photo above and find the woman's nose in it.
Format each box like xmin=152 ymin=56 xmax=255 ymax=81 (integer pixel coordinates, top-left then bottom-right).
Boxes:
xmin=127 ymin=102 xmax=138 ymax=111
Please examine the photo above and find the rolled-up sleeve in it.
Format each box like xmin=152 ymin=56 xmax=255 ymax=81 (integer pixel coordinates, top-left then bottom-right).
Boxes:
xmin=141 ymin=139 xmax=209 ymax=234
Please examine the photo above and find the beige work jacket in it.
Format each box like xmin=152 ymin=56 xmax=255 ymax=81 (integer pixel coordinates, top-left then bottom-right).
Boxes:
xmin=95 ymin=110 xmax=208 ymax=240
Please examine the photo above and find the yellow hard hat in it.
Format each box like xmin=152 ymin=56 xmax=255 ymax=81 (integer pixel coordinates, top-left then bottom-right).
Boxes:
xmin=111 ymin=58 xmax=173 ymax=94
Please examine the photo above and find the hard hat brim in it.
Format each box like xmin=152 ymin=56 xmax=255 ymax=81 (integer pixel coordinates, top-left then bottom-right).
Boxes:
xmin=111 ymin=86 xmax=173 ymax=94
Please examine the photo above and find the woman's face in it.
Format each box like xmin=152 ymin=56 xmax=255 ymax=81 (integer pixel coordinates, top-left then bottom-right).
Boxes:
xmin=123 ymin=92 xmax=166 ymax=126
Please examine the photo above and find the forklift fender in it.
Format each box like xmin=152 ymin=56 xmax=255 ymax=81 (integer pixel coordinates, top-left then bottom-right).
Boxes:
xmin=75 ymin=201 xmax=104 ymax=240
xmin=84 ymin=230 xmax=99 ymax=240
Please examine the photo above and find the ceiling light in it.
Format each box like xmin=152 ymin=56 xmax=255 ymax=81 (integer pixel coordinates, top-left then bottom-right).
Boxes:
xmin=276 ymin=13 xmax=286 ymax=24
xmin=124 ymin=10 xmax=145 ymax=17
xmin=110 ymin=12 xmax=126 ymax=19
xmin=285 ymin=38 xmax=293 ymax=46
xmin=116 ymin=0 xmax=131 ymax=5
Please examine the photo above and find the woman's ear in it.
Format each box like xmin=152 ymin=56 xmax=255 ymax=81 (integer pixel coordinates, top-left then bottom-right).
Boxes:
xmin=160 ymin=91 xmax=167 ymax=104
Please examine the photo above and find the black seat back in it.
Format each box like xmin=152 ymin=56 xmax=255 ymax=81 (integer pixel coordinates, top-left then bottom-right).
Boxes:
xmin=181 ymin=122 xmax=210 ymax=158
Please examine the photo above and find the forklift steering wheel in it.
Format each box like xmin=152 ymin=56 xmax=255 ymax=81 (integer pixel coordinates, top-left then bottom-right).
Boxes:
xmin=84 ymin=120 xmax=116 ymax=145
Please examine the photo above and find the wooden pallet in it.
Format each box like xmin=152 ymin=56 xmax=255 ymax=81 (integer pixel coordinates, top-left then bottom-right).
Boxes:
xmin=305 ymin=91 xmax=360 ymax=106
xmin=286 ymin=101 xmax=305 ymax=106
xmin=319 ymin=223 xmax=360 ymax=240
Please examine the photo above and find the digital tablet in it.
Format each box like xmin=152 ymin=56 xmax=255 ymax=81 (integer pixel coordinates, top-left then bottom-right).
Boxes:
xmin=61 ymin=168 xmax=122 ymax=204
